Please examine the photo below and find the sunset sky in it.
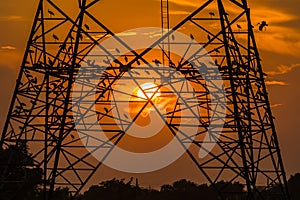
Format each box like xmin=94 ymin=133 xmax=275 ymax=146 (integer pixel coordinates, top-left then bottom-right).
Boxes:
xmin=0 ymin=0 xmax=300 ymax=185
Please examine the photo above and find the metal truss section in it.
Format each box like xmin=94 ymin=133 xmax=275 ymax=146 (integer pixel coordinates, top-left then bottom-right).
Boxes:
xmin=0 ymin=0 xmax=290 ymax=199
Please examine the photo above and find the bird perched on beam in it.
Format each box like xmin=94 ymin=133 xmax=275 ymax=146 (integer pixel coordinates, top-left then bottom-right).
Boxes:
xmin=48 ymin=9 xmax=55 ymax=17
xmin=209 ymin=11 xmax=215 ymax=18
xmin=152 ymin=59 xmax=162 ymax=66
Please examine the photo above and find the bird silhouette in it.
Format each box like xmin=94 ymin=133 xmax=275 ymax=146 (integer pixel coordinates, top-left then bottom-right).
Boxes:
xmin=258 ymin=21 xmax=268 ymax=31
xmin=190 ymin=33 xmax=194 ymax=40
xmin=104 ymin=107 xmax=109 ymax=113
xmin=78 ymin=33 xmax=83 ymax=41
xmin=171 ymin=34 xmax=175 ymax=41
xmin=169 ymin=61 xmax=175 ymax=67
xmin=134 ymin=71 xmax=141 ymax=76
xmin=214 ymin=48 xmax=220 ymax=53
xmin=209 ymin=11 xmax=215 ymax=17
xmin=152 ymin=59 xmax=162 ymax=66
xmin=103 ymin=59 xmax=110 ymax=65
xmin=207 ymin=34 xmax=211 ymax=41
xmin=48 ymin=58 xmax=54 ymax=66
xmin=84 ymin=24 xmax=90 ymax=30
xmin=52 ymin=34 xmax=59 ymax=41
xmin=30 ymin=100 xmax=36 ymax=105
xmin=48 ymin=9 xmax=55 ymax=17
xmin=31 ymin=77 xmax=37 ymax=84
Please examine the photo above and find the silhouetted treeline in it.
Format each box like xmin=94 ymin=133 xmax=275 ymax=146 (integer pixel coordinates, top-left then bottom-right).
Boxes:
xmin=74 ymin=176 xmax=300 ymax=200
xmin=0 ymin=142 xmax=42 ymax=200
xmin=1 ymin=144 xmax=300 ymax=200
xmin=72 ymin=178 xmax=246 ymax=200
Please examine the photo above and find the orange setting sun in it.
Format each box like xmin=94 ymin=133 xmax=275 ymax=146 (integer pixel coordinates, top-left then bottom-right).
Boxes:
xmin=137 ymin=82 xmax=161 ymax=100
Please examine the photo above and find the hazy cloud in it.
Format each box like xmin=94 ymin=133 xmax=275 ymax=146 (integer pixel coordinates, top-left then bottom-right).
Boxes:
xmin=1 ymin=45 xmax=16 ymax=50
xmin=90 ymin=31 xmax=138 ymax=40
xmin=270 ymin=103 xmax=284 ymax=108
xmin=0 ymin=15 xmax=25 ymax=21
xmin=266 ymin=64 xmax=300 ymax=76
xmin=167 ymin=0 xmax=198 ymax=8
xmin=265 ymin=81 xmax=288 ymax=86
xmin=169 ymin=10 xmax=190 ymax=15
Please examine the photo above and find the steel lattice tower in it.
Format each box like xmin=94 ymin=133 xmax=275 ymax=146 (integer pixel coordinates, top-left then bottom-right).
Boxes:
xmin=0 ymin=0 xmax=290 ymax=199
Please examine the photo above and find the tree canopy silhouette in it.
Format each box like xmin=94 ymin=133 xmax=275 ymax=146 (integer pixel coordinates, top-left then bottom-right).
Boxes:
xmin=0 ymin=141 xmax=42 ymax=200
xmin=0 ymin=143 xmax=300 ymax=200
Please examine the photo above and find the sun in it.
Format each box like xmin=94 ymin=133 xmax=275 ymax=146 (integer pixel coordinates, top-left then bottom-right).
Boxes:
xmin=137 ymin=82 xmax=161 ymax=99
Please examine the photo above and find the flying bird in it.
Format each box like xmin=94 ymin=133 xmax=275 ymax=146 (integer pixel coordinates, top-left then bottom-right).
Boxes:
xmin=258 ymin=21 xmax=268 ymax=31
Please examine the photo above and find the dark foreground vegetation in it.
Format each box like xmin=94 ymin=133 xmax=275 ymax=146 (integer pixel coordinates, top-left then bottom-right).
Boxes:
xmin=0 ymin=144 xmax=299 ymax=200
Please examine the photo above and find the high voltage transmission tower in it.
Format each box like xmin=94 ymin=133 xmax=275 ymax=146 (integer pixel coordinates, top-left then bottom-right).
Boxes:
xmin=0 ymin=0 xmax=290 ymax=199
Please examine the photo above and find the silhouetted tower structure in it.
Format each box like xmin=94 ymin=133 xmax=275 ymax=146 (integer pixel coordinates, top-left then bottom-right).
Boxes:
xmin=0 ymin=0 xmax=290 ymax=199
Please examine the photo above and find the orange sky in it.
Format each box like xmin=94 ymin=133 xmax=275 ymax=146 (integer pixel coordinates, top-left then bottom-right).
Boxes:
xmin=0 ymin=0 xmax=300 ymax=187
